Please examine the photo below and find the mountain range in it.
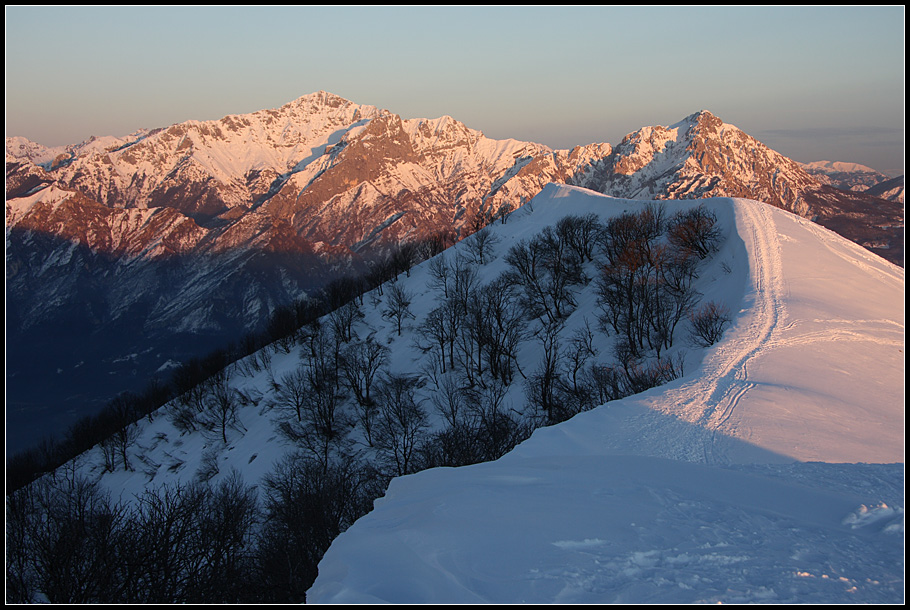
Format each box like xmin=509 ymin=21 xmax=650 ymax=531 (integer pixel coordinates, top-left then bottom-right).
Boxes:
xmin=5 ymin=91 xmax=904 ymax=454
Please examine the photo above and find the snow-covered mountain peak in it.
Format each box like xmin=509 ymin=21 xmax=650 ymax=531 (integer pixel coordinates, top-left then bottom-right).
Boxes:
xmin=678 ymin=108 xmax=718 ymax=126
xmin=4 ymin=91 xmax=403 ymax=218
xmin=601 ymin=109 xmax=823 ymax=215
xmin=5 ymin=136 xmax=65 ymax=167
xmin=608 ymin=109 xmax=747 ymax=178
xmin=269 ymin=90 xmax=389 ymax=127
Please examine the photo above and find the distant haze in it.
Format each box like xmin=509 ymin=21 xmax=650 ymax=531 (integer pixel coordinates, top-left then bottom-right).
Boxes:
xmin=5 ymin=6 xmax=904 ymax=175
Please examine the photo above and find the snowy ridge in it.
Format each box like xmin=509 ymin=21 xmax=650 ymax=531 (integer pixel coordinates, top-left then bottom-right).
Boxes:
xmin=502 ymin=193 xmax=903 ymax=465
xmin=6 ymin=91 xmax=390 ymax=213
xmin=307 ymin=185 xmax=904 ymax=604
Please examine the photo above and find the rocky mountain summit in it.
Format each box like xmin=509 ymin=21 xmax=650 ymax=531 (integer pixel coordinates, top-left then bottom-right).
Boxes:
xmin=586 ymin=111 xmax=903 ymax=261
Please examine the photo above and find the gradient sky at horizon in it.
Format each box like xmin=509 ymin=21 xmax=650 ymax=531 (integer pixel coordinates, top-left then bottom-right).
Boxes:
xmin=5 ymin=6 xmax=905 ymax=175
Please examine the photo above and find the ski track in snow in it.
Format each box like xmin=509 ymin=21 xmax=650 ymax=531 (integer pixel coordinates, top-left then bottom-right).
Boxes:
xmin=702 ymin=199 xmax=786 ymax=443
xmin=644 ymin=199 xmax=786 ymax=464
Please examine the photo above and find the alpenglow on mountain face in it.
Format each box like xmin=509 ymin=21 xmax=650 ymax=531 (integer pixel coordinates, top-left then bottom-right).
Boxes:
xmin=5 ymin=91 xmax=904 ymax=454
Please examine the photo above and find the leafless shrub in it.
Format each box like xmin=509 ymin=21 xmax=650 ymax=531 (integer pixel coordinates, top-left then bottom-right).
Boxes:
xmin=688 ymin=301 xmax=732 ymax=347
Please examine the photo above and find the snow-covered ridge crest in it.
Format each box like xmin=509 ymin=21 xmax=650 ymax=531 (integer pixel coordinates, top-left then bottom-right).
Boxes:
xmin=308 ymin=185 xmax=904 ymax=604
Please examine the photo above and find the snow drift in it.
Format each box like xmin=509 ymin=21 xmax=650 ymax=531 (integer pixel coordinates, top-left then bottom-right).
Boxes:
xmin=308 ymin=184 xmax=904 ymax=604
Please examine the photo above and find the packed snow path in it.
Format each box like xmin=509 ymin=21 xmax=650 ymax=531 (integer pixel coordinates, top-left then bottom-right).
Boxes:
xmin=309 ymin=188 xmax=903 ymax=604
xmin=706 ymin=198 xmax=904 ymax=464
xmin=639 ymin=197 xmax=791 ymax=464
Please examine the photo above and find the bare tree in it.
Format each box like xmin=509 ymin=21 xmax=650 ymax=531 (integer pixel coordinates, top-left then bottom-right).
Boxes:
xmin=169 ymin=368 xmax=216 ymax=434
xmin=465 ymin=226 xmax=501 ymax=266
xmin=389 ymin=241 xmax=421 ymax=278
xmin=595 ymin=204 xmax=699 ymax=358
xmin=667 ymin=204 xmax=722 ymax=259
xmin=108 ymin=393 xmax=140 ymax=471
xmin=467 ymin=277 xmax=528 ymax=385
xmin=278 ymin=355 xmax=350 ymax=472
xmin=205 ymin=371 xmax=241 ymax=444
xmin=427 ymin=253 xmax=452 ymax=299
xmin=328 ymin=300 xmax=362 ymax=344
xmin=189 ymin=472 xmax=259 ymax=602
xmin=373 ymin=374 xmax=429 ymax=476
xmin=505 ymin=223 xmax=585 ymax=324
xmin=464 ymin=377 xmax=523 ymax=461
xmin=121 ymin=475 xmax=259 ymax=603
xmin=588 ymin=362 xmax=627 ymax=405
xmin=273 ymin=365 xmax=309 ymax=422
xmin=266 ymin=305 xmax=300 ymax=353
xmin=556 ymin=213 xmax=603 ymax=264
xmin=430 ymin=372 xmax=471 ymax=429
xmin=688 ymin=301 xmax=732 ymax=347
xmin=366 ymin=256 xmax=396 ymax=296
xmin=340 ymin=335 xmax=390 ymax=408
xmin=525 ymin=320 xmax=564 ymax=425
xmin=416 ymin=304 xmax=453 ymax=374
xmin=257 ymin=453 xmax=377 ymax=603
xmin=560 ymin=320 xmax=598 ymax=401
xmin=11 ymin=469 xmax=126 ymax=603
xmin=383 ymin=283 xmax=415 ymax=336
xmin=450 ymin=252 xmax=480 ymax=313
xmin=494 ymin=201 xmax=514 ymax=224
xmin=340 ymin=336 xmax=390 ymax=446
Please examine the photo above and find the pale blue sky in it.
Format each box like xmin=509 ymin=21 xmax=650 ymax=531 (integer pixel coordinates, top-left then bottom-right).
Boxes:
xmin=5 ymin=6 xmax=905 ymax=174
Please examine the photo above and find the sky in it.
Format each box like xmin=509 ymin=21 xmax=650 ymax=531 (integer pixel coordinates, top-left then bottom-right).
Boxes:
xmin=5 ymin=6 xmax=905 ymax=175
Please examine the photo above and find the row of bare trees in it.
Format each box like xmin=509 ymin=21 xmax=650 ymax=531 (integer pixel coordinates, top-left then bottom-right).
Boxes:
xmin=6 ymin=467 xmax=259 ymax=603
xmin=510 ymin=206 xmax=727 ymax=425
xmin=6 ymin=455 xmax=384 ymax=604
xmin=597 ymin=204 xmax=720 ymax=358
